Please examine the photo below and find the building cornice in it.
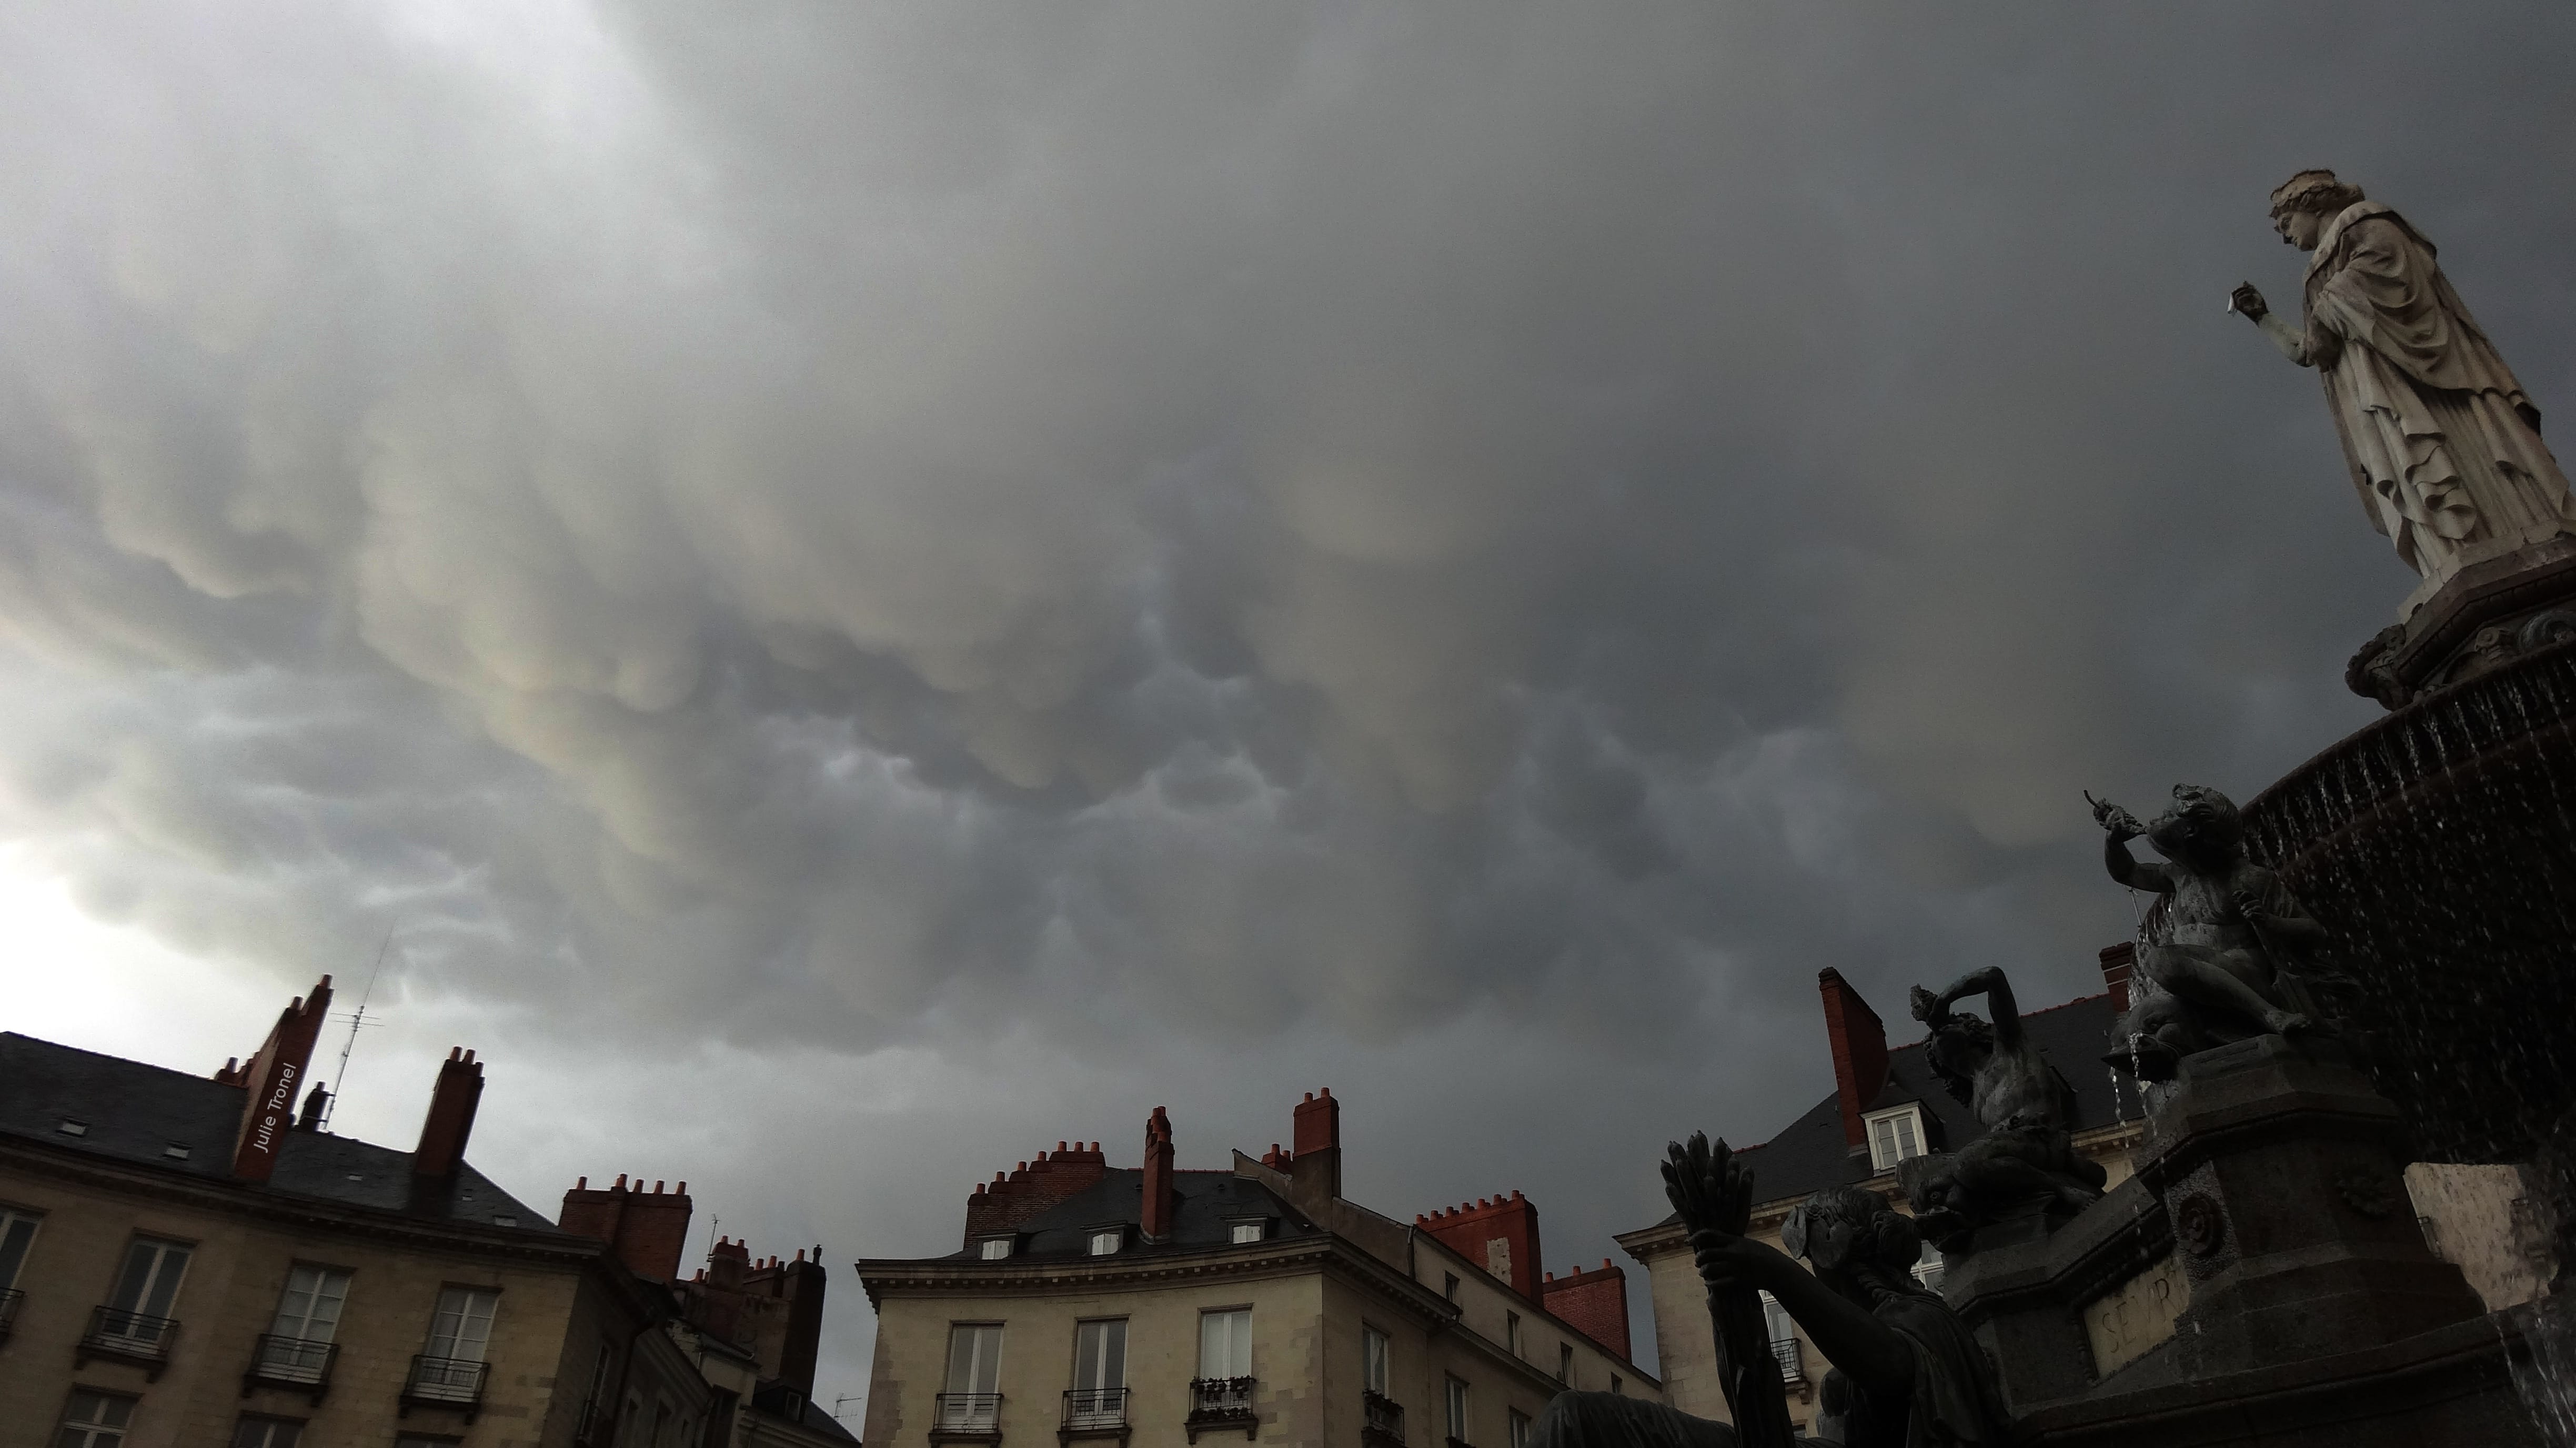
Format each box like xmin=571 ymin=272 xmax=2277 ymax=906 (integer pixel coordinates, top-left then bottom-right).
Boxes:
xmin=859 ymin=1233 xmax=1455 ymax=1325
xmin=0 ymin=1134 xmax=605 ymax=1271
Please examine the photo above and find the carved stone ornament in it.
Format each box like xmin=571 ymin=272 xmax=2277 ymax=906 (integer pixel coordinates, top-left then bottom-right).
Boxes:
xmin=2175 ymin=1192 xmax=2227 ymax=1259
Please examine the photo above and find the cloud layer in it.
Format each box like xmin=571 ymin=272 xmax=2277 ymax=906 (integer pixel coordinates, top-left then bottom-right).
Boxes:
xmin=3 ymin=0 xmax=2572 ymax=1400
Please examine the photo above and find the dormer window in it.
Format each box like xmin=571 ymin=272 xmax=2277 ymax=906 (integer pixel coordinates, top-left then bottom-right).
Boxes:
xmin=56 ymin=1119 xmax=87 ymax=1138
xmin=1089 ymin=1229 xmax=1122 ymax=1256
xmin=978 ymin=1237 xmax=1014 ymax=1261
xmin=162 ymin=1143 xmax=190 ymax=1160
xmin=1229 ymin=1219 xmax=1266 ymax=1245
xmin=1865 ymin=1104 xmax=1927 ymax=1173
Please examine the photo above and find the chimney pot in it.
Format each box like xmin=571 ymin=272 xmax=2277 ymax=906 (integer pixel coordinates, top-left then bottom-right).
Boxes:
xmin=616 ymin=1173 xmax=628 ymax=1189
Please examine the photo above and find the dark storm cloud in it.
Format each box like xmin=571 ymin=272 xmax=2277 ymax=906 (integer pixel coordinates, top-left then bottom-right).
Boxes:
xmin=4 ymin=0 xmax=2574 ymax=1389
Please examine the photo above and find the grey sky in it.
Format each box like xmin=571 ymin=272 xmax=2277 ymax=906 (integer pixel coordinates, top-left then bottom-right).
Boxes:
xmin=2 ymin=0 xmax=2570 ymax=1407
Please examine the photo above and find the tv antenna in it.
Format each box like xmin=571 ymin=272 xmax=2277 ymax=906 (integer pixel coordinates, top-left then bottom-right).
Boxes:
xmin=316 ymin=927 xmax=397 ymax=1133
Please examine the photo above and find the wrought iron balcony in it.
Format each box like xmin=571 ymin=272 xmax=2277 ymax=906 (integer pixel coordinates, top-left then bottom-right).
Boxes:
xmin=245 ymin=1333 xmax=338 ymax=1401
xmin=1187 ymin=1377 xmax=1256 ymax=1441
xmin=1062 ymin=1387 xmax=1128 ymax=1434
xmin=934 ymin=1392 xmax=1003 ymax=1438
xmin=77 ymin=1306 xmax=181 ymax=1378
xmin=401 ymin=1354 xmax=490 ymax=1420
xmin=1362 ymin=1390 xmax=1406 ymax=1448
xmin=1770 ymin=1336 xmax=1804 ymax=1384
xmin=0 ymin=1288 xmax=22 ymax=1339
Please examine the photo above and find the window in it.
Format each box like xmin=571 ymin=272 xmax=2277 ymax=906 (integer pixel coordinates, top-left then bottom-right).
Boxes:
xmin=942 ymin=1324 xmax=1004 ymax=1430
xmin=1200 ymin=1308 xmax=1252 ymax=1379
xmin=979 ymin=1238 xmax=1013 ymax=1260
xmin=1089 ymin=1229 xmax=1122 ymax=1256
xmin=1911 ymin=1241 xmax=1947 ymax=1295
xmin=1864 ymin=1105 xmax=1925 ymax=1172
xmin=105 ymin=1236 xmax=191 ymax=1345
xmin=1442 ymin=1272 xmax=1460 ymax=1303
xmin=232 ymin=1417 xmax=303 ymax=1448
xmin=1505 ymin=1311 xmax=1522 ymax=1356
xmin=1070 ymin=1319 xmax=1128 ymax=1427
xmin=271 ymin=1264 xmax=351 ymax=1342
xmin=1230 ymin=1220 xmax=1265 ymax=1244
xmin=0 ymin=1206 xmax=41 ymax=1290
xmin=1444 ymin=1376 xmax=1470 ymax=1443
xmin=1362 ymin=1325 xmax=1391 ymax=1396
xmin=1557 ymin=1342 xmax=1573 ymax=1383
xmin=57 ymin=1391 xmax=134 ymax=1447
xmin=1759 ymin=1292 xmax=1794 ymax=1347
xmin=1609 ymin=1375 xmax=1623 ymax=1396
xmin=57 ymin=1118 xmax=88 ymax=1137
xmin=424 ymin=1285 xmax=498 ymax=1362
xmin=162 ymin=1144 xmax=190 ymax=1160
xmin=1508 ymin=1409 xmax=1532 ymax=1448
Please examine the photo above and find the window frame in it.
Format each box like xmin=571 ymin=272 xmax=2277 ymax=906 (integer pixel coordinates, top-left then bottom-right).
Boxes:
xmin=1198 ymin=1306 xmax=1253 ymax=1380
xmin=976 ymin=1235 xmax=1014 ymax=1261
xmin=1086 ymin=1227 xmax=1124 ymax=1257
xmin=1557 ymin=1342 xmax=1573 ymax=1383
xmin=422 ymin=1283 xmax=501 ymax=1362
xmin=1361 ymin=1323 xmax=1391 ymax=1396
xmin=58 ymin=1389 xmax=137 ymax=1447
xmin=270 ymin=1262 xmax=354 ymax=1344
xmin=1508 ymin=1409 xmax=1532 ymax=1448
xmin=1505 ymin=1311 xmax=1522 ymax=1356
xmin=230 ymin=1414 xmax=306 ymax=1448
xmin=1071 ymin=1316 xmax=1130 ymax=1394
xmin=1442 ymin=1271 xmax=1460 ymax=1303
xmin=944 ymin=1321 xmax=1007 ymax=1396
xmin=1863 ymin=1103 xmax=1928 ymax=1173
xmin=1226 ymin=1217 xmax=1267 ymax=1245
xmin=106 ymin=1234 xmax=194 ymax=1321
xmin=0 ymin=1204 xmax=42 ymax=1292
xmin=1443 ymin=1374 xmax=1470 ymax=1443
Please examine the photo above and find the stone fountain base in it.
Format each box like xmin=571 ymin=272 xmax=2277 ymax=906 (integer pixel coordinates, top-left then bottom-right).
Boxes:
xmin=1944 ymin=1035 xmax=2541 ymax=1445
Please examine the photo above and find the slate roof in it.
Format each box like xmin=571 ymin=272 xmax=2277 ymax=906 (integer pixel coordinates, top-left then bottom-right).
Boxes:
xmin=952 ymin=1167 xmax=1322 ymax=1260
xmin=1654 ymin=992 xmax=2141 ymax=1222
xmin=0 ymin=1031 xmax=559 ymax=1232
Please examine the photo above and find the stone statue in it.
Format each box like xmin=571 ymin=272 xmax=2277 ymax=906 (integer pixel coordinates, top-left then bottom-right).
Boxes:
xmin=2087 ymin=785 xmax=2335 ymax=1081
xmin=1528 ymin=1135 xmax=2012 ymax=1448
xmin=1895 ymin=969 xmax=2106 ymax=1253
xmin=2229 ymin=169 xmax=2576 ymax=591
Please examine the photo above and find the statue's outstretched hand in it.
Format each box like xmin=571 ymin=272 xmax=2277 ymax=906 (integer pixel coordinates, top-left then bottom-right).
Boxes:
xmin=1908 ymin=984 xmax=1943 ymax=1025
xmin=2086 ymin=791 xmax=2142 ymax=842
xmin=2229 ymin=283 xmax=2269 ymax=320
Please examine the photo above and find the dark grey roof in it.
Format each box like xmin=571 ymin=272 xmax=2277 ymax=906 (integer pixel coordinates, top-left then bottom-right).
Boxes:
xmin=1657 ymin=993 xmax=2140 ymax=1222
xmin=0 ymin=1032 xmax=559 ymax=1232
xmin=955 ymin=1167 xmax=1321 ymax=1259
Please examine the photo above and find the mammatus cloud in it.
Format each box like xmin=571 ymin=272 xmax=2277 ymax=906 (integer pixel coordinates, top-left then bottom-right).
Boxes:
xmin=2 ymin=0 xmax=2572 ymax=1402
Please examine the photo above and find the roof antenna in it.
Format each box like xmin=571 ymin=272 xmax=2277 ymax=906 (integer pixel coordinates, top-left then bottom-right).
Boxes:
xmin=317 ymin=926 xmax=397 ymax=1133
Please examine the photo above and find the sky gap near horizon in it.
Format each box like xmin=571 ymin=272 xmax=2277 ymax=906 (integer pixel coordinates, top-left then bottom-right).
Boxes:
xmin=2 ymin=0 xmax=2571 ymax=1406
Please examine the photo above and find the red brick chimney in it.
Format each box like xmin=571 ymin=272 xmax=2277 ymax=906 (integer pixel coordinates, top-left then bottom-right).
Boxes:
xmin=697 ymin=1236 xmax=752 ymax=1341
xmin=742 ymin=1248 xmax=828 ymax=1396
xmin=1818 ymin=968 xmax=1889 ymax=1153
xmin=559 ymin=1174 xmax=696 ymax=1281
xmin=411 ymin=1047 xmax=486 ymax=1181
xmin=1541 ymin=1259 xmax=1632 ymax=1363
xmin=1141 ymin=1107 xmax=1175 ymax=1242
xmin=961 ymin=1142 xmax=1109 ymax=1244
xmin=2099 ymin=942 xmax=2136 ymax=1013
xmin=1416 ymin=1191 xmax=1543 ymax=1301
xmin=1290 ymin=1088 xmax=1342 ymax=1200
xmin=227 ymin=976 xmax=334 ymax=1183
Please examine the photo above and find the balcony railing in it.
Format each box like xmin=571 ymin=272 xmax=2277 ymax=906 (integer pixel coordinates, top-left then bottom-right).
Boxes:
xmin=1062 ymin=1387 xmax=1128 ymax=1434
xmin=1769 ymin=1336 xmax=1803 ymax=1384
xmin=245 ymin=1333 xmax=338 ymax=1402
xmin=1186 ymin=1377 xmax=1256 ymax=1441
xmin=0 ymin=1288 xmax=22 ymax=1339
xmin=77 ymin=1306 xmax=180 ymax=1378
xmin=934 ymin=1392 xmax=1003 ymax=1438
xmin=401 ymin=1354 xmax=490 ymax=1420
xmin=1362 ymin=1390 xmax=1406 ymax=1448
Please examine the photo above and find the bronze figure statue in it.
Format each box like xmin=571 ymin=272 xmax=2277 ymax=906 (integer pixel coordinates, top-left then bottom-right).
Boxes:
xmin=1897 ymin=969 xmax=2107 ymax=1253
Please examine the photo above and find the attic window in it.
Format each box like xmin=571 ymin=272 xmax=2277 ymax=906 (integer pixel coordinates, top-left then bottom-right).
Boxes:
xmin=1229 ymin=1219 xmax=1265 ymax=1245
xmin=979 ymin=1238 xmax=1013 ymax=1261
xmin=55 ymin=1119 xmax=87 ymax=1138
xmin=1089 ymin=1229 xmax=1122 ymax=1256
xmin=162 ymin=1143 xmax=191 ymax=1160
xmin=1865 ymin=1104 xmax=1927 ymax=1173
xmin=493 ymin=1214 xmax=519 ymax=1228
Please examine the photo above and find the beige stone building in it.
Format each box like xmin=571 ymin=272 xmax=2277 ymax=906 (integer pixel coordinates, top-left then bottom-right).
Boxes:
xmin=860 ymin=1091 xmax=1657 ymax=1448
xmin=0 ymin=977 xmax=855 ymax=1448
xmin=1615 ymin=960 xmax=2147 ymax=1439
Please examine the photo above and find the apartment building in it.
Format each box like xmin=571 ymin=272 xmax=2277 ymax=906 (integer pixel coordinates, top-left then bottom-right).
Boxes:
xmin=859 ymin=1089 xmax=1657 ymax=1448
xmin=0 ymin=976 xmax=854 ymax=1448
xmin=1613 ymin=953 xmax=2147 ymax=1438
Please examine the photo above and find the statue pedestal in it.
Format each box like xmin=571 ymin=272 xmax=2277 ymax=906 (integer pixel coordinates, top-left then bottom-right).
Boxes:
xmin=2134 ymin=1035 xmax=2486 ymax=1375
xmin=1943 ymin=1035 xmax=2538 ymax=1444
xmin=2349 ymin=533 xmax=2576 ymax=708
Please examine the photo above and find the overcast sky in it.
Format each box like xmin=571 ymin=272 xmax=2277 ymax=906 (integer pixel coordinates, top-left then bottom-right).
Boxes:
xmin=4 ymin=0 xmax=2572 ymax=1413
